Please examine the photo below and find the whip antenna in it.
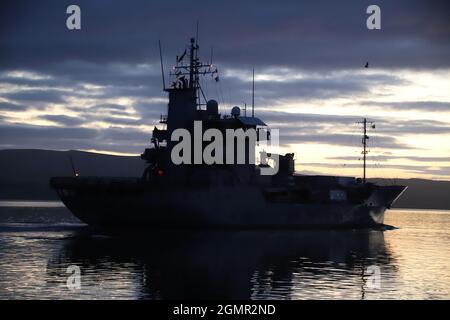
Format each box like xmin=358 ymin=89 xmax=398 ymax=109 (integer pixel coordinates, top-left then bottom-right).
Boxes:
xmin=252 ymin=68 xmax=255 ymax=117
xmin=158 ymin=40 xmax=166 ymax=90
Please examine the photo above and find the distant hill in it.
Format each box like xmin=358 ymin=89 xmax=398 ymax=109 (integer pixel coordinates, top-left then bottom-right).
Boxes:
xmin=0 ymin=149 xmax=449 ymax=210
xmin=370 ymin=178 xmax=450 ymax=210
xmin=0 ymin=149 xmax=145 ymax=200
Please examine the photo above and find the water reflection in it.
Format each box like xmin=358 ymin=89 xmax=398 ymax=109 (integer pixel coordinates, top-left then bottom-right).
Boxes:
xmin=47 ymin=229 xmax=396 ymax=299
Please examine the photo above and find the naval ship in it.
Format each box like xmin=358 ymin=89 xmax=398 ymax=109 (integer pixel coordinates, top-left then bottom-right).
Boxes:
xmin=50 ymin=37 xmax=407 ymax=228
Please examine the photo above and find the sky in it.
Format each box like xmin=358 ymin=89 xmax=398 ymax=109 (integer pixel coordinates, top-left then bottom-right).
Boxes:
xmin=0 ymin=0 xmax=449 ymax=180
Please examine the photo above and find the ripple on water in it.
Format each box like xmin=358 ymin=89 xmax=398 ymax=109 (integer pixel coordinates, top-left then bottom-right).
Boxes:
xmin=0 ymin=208 xmax=448 ymax=299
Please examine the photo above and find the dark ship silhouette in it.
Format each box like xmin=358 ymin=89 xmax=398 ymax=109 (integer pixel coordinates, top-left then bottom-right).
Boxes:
xmin=50 ymin=37 xmax=406 ymax=228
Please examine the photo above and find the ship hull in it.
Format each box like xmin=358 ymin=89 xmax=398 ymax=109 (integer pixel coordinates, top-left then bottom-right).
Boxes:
xmin=65 ymin=200 xmax=386 ymax=229
xmin=51 ymin=180 xmax=402 ymax=229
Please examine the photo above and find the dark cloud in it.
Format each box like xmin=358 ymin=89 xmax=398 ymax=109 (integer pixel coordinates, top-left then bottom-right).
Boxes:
xmin=0 ymin=0 xmax=449 ymax=72
xmin=425 ymin=167 xmax=450 ymax=177
xmin=258 ymin=111 xmax=450 ymax=136
xmin=280 ymin=132 xmax=409 ymax=149
xmin=379 ymin=119 xmax=450 ymax=135
xmin=68 ymin=103 xmax=132 ymax=116
xmin=258 ymin=111 xmax=360 ymax=125
xmin=93 ymin=116 xmax=143 ymax=127
xmin=2 ymin=62 xmax=404 ymax=117
xmin=358 ymin=100 xmax=450 ymax=112
xmin=40 ymin=114 xmax=85 ymax=126
xmin=99 ymin=126 xmax=150 ymax=142
xmin=0 ymin=123 xmax=96 ymax=140
xmin=0 ymin=122 xmax=149 ymax=154
xmin=4 ymin=89 xmax=66 ymax=103
xmin=0 ymin=102 xmax=28 ymax=111
xmin=221 ymin=72 xmax=406 ymax=104
xmin=0 ymin=74 xmax=56 ymax=87
xmin=133 ymin=101 xmax=166 ymax=121
xmin=28 ymin=61 xmax=162 ymax=90
xmin=67 ymin=102 xmax=164 ymax=126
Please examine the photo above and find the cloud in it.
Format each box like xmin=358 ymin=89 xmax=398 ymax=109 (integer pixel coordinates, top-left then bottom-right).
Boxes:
xmin=221 ymin=71 xmax=407 ymax=104
xmin=0 ymin=102 xmax=28 ymax=111
xmin=379 ymin=119 xmax=450 ymax=135
xmin=0 ymin=123 xmax=96 ymax=140
xmin=0 ymin=122 xmax=149 ymax=154
xmin=358 ymin=100 xmax=450 ymax=112
xmin=0 ymin=0 xmax=449 ymax=72
xmin=68 ymin=103 xmax=133 ymax=117
xmin=425 ymin=166 xmax=450 ymax=177
xmin=281 ymin=132 xmax=409 ymax=149
xmin=0 ymin=0 xmax=449 ymax=178
xmin=300 ymin=162 xmax=450 ymax=177
xmin=258 ymin=111 xmax=450 ymax=135
xmin=40 ymin=114 xmax=85 ymax=126
xmin=3 ymin=89 xmax=67 ymax=103
xmin=258 ymin=111 xmax=360 ymax=125
xmin=328 ymin=155 xmax=450 ymax=163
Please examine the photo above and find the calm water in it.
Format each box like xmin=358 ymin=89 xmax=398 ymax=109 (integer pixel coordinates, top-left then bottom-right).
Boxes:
xmin=0 ymin=202 xmax=449 ymax=299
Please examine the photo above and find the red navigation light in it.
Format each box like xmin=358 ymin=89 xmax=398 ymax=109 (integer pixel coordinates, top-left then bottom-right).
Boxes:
xmin=157 ymin=169 xmax=164 ymax=176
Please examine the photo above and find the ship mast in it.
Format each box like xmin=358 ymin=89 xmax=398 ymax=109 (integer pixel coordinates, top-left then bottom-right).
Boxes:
xmin=189 ymin=37 xmax=196 ymax=89
xmin=357 ymin=118 xmax=375 ymax=183
xmin=171 ymin=37 xmax=218 ymax=109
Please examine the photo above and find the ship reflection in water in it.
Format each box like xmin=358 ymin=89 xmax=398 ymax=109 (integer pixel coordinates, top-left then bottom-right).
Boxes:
xmin=0 ymin=208 xmax=449 ymax=299
xmin=48 ymin=229 xmax=392 ymax=300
